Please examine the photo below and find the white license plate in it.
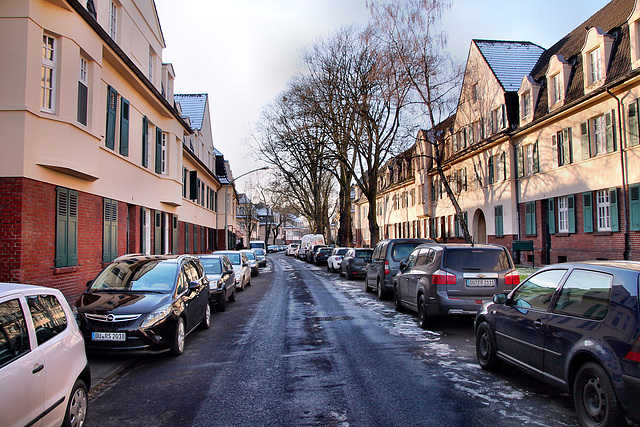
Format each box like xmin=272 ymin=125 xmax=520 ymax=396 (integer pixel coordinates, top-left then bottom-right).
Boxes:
xmin=466 ymin=279 xmax=496 ymax=287
xmin=92 ymin=332 xmax=126 ymax=341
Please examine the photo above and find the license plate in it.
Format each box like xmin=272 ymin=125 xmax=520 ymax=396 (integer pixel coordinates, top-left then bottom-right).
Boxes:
xmin=92 ymin=332 xmax=126 ymax=341
xmin=466 ymin=279 xmax=496 ymax=287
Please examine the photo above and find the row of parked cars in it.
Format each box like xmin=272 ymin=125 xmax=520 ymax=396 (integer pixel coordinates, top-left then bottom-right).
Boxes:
xmin=300 ymin=237 xmax=640 ymax=426
xmin=0 ymin=248 xmax=268 ymax=426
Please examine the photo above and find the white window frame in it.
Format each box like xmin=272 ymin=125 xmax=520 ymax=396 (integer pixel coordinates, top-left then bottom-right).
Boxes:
xmin=148 ymin=47 xmax=153 ymax=81
xmin=596 ymin=189 xmax=611 ymax=231
xmin=522 ymin=90 xmax=531 ymax=118
xmin=558 ymin=196 xmax=569 ymax=233
xmin=161 ymin=133 xmax=167 ymax=174
xmin=590 ymin=48 xmax=602 ymax=84
xmin=525 ymin=144 xmax=534 ymax=176
xmin=552 ymin=74 xmax=562 ymax=105
xmin=147 ymin=126 xmax=153 ymax=168
xmin=78 ymin=57 xmax=88 ymax=125
xmin=41 ymin=34 xmax=56 ymax=113
xmin=109 ymin=1 xmax=117 ymax=40
xmin=593 ymin=114 xmax=606 ymax=155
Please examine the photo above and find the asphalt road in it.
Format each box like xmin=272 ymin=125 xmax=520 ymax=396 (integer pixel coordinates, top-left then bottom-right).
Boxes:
xmin=86 ymin=253 xmax=580 ymax=426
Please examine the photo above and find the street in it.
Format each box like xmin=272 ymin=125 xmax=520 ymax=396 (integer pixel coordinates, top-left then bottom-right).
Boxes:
xmin=86 ymin=253 xmax=580 ymax=426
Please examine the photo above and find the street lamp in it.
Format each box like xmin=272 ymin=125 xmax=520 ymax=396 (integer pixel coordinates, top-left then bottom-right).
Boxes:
xmin=224 ymin=166 xmax=269 ymax=249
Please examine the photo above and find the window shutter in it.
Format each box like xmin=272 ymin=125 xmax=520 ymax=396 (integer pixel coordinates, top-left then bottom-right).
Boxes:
xmin=185 ymin=223 xmax=190 ymax=253
xmin=583 ymin=192 xmax=593 ymax=233
xmin=501 ymin=104 xmax=506 ymax=128
xmin=68 ymin=190 xmax=78 ymax=266
xmin=501 ymin=153 xmax=506 ymax=181
xmin=106 ymin=86 xmax=117 ymax=150
xmin=533 ymin=140 xmax=539 ymax=173
xmin=154 ymin=211 xmax=162 ymax=254
xmin=610 ymin=188 xmax=619 ymax=232
xmin=488 ymin=157 xmax=494 ymax=185
xmin=606 ymin=110 xmax=616 ymax=153
xmin=548 ymin=198 xmax=555 ymax=234
xmin=172 ymin=215 xmax=179 ymax=254
xmin=142 ymin=116 xmax=148 ymax=167
xmin=495 ymin=205 xmax=503 ymax=237
xmin=119 ymin=98 xmax=129 ymax=156
xmin=155 ymin=127 xmax=162 ymax=174
xmin=454 ymin=215 xmax=460 ymax=238
xmin=630 ymin=100 xmax=640 ymax=147
xmin=552 ymin=134 xmax=558 ymax=166
xmin=580 ymin=122 xmax=590 ymax=160
xmin=140 ymin=207 xmax=146 ymax=254
xmin=630 ymin=184 xmax=640 ymax=231
xmin=563 ymin=127 xmax=572 ymax=164
xmin=517 ymin=146 xmax=524 ymax=177
xmin=525 ymin=202 xmax=534 ymax=235
xmin=568 ymin=195 xmax=575 ymax=234
xmin=77 ymin=82 xmax=88 ymax=126
xmin=189 ymin=170 xmax=198 ymax=200
xmin=103 ymin=199 xmax=111 ymax=262
xmin=56 ymin=188 xmax=69 ymax=267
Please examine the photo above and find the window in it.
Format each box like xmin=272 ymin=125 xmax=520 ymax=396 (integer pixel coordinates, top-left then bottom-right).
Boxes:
xmin=41 ymin=35 xmax=56 ymax=112
xmin=119 ymin=98 xmax=129 ymax=156
xmin=103 ymin=198 xmax=118 ymax=262
xmin=55 ymin=187 xmax=78 ymax=268
xmin=0 ymin=299 xmax=30 ymax=367
xmin=495 ymin=205 xmax=503 ymax=237
xmin=553 ymin=128 xmax=572 ymax=167
xmin=142 ymin=116 xmax=149 ymax=167
xmin=77 ymin=57 xmax=88 ymax=125
xmin=628 ymin=99 xmax=640 ymax=147
xmin=148 ymin=47 xmax=153 ymax=81
xmin=525 ymin=201 xmax=536 ymax=235
xmin=553 ymin=270 xmax=612 ymax=320
xmin=594 ymin=114 xmax=606 ymax=155
xmin=491 ymin=105 xmax=506 ymax=133
xmin=596 ymin=189 xmax=611 ymax=231
xmin=517 ymin=141 xmax=539 ymax=177
xmin=472 ymin=83 xmax=478 ymax=102
xmin=552 ymin=74 xmax=562 ymax=105
xmin=155 ymin=127 xmax=163 ymax=174
xmin=109 ymin=1 xmax=117 ymax=40
xmin=526 ymin=144 xmax=534 ymax=175
xmin=510 ymin=269 xmax=567 ymax=311
xmin=105 ymin=86 xmax=117 ymax=150
xmin=27 ymin=295 xmax=67 ymax=345
xmin=589 ymin=48 xmax=603 ymax=84
xmin=522 ymin=90 xmax=531 ymax=118
xmin=582 ymin=112 xmax=616 ymax=158
xmin=558 ymin=196 xmax=568 ymax=233
xmin=161 ymin=133 xmax=167 ymax=174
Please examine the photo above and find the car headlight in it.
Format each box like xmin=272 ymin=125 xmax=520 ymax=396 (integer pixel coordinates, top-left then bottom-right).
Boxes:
xmin=141 ymin=305 xmax=172 ymax=329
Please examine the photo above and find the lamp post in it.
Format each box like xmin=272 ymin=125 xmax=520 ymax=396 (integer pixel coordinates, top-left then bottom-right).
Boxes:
xmin=224 ymin=166 xmax=269 ymax=249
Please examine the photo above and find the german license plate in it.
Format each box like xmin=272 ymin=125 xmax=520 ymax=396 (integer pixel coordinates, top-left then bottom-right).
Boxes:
xmin=466 ymin=279 xmax=495 ymax=287
xmin=92 ymin=332 xmax=126 ymax=341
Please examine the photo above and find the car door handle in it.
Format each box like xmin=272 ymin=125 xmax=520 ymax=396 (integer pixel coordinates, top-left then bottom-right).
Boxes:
xmin=32 ymin=364 xmax=44 ymax=374
xmin=533 ymin=319 xmax=543 ymax=329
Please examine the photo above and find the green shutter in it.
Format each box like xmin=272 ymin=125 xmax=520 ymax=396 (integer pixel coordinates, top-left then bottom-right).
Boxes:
xmin=488 ymin=157 xmax=494 ymax=185
xmin=454 ymin=214 xmax=460 ymax=238
xmin=173 ymin=215 xmax=179 ymax=254
xmin=103 ymin=199 xmax=118 ymax=262
xmin=68 ymin=190 xmax=78 ymax=266
xmin=533 ymin=140 xmax=539 ymax=173
xmin=583 ymin=192 xmax=593 ymax=233
xmin=517 ymin=146 xmax=524 ymax=177
xmin=119 ymin=98 xmax=129 ymax=156
xmin=77 ymin=82 xmax=88 ymax=125
xmin=142 ymin=116 xmax=148 ymax=167
xmin=606 ymin=111 xmax=616 ymax=153
xmin=525 ymin=202 xmax=535 ymax=235
xmin=501 ymin=152 xmax=506 ymax=181
xmin=548 ymin=198 xmax=555 ymax=234
xmin=140 ymin=207 xmax=146 ymax=254
xmin=610 ymin=188 xmax=619 ymax=232
xmin=568 ymin=195 xmax=576 ymax=234
xmin=56 ymin=188 xmax=78 ymax=267
xmin=629 ymin=100 xmax=639 ymax=147
xmin=563 ymin=127 xmax=572 ymax=164
xmin=630 ymin=184 xmax=640 ymax=231
xmin=155 ymin=127 xmax=162 ymax=174
xmin=580 ymin=122 xmax=590 ymax=160
xmin=154 ymin=211 xmax=162 ymax=254
xmin=106 ymin=86 xmax=117 ymax=150
xmin=110 ymin=200 xmax=117 ymax=261
xmin=185 ymin=223 xmax=190 ymax=253
xmin=495 ymin=205 xmax=503 ymax=237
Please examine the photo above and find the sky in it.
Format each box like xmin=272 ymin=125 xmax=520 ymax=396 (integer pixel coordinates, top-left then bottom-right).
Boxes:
xmin=154 ymin=0 xmax=608 ymax=193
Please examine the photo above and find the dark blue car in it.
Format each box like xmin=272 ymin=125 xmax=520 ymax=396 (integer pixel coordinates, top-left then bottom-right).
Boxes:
xmin=475 ymin=261 xmax=640 ymax=426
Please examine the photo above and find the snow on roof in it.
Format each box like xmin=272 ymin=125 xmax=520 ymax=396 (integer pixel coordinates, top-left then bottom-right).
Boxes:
xmin=474 ymin=40 xmax=545 ymax=91
xmin=174 ymin=94 xmax=207 ymax=131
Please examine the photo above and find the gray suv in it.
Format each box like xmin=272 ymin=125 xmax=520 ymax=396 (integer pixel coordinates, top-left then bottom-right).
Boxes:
xmin=394 ymin=243 xmax=519 ymax=328
xmin=364 ymin=238 xmax=433 ymax=300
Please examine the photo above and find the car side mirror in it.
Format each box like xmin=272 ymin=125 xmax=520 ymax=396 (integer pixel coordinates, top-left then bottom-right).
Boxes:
xmin=188 ymin=281 xmax=200 ymax=291
xmin=493 ymin=293 xmax=507 ymax=304
xmin=86 ymin=280 xmax=93 ymax=288
xmin=399 ymin=260 xmax=407 ymax=271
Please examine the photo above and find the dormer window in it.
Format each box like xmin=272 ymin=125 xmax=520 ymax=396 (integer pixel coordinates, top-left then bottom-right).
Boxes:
xmin=581 ymin=27 xmax=614 ymax=93
xmin=545 ymin=55 xmax=571 ymax=111
xmin=589 ymin=48 xmax=603 ymax=84
xmin=518 ymin=75 xmax=540 ymax=125
xmin=522 ymin=90 xmax=531 ymax=118
xmin=552 ymin=74 xmax=562 ymax=104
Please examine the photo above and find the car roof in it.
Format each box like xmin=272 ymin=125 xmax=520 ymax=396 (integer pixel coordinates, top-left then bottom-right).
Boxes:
xmin=415 ymin=243 xmax=507 ymax=250
xmin=113 ymin=253 xmax=192 ymax=264
xmin=543 ymin=260 xmax=640 ymax=273
xmin=0 ymin=282 xmax=65 ymax=297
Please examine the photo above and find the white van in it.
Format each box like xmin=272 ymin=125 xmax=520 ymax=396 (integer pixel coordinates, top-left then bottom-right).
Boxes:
xmin=249 ymin=240 xmax=266 ymax=251
xmin=299 ymin=234 xmax=325 ymax=259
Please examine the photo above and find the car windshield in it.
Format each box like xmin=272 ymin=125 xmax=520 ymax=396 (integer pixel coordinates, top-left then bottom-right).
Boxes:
xmin=391 ymin=243 xmax=423 ymax=262
xmin=243 ymin=252 xmax=256 ymax=260
xmin=355 ymin=250 xmax=373 ymax=262
xmin=89 ymin=260 xmax=176 ymax=293
xmin=200 ymin=258 xmax=222 ymax=275
xmin=255 ymin=249 xmax=265 ymax=256
xmin=335 ymin=249 xmax=349 ymax=255
xmin=222 ymin=253 xmax=241 ymax=265
xmin=444 ymin=248 xmax=511 ymax=272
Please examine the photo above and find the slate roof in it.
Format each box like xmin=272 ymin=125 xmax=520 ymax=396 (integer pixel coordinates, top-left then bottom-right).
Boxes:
xmin=474 ymin=40 xmax=545 ymax=91
xmin=530 ymin=0 xmax=635 ymax=121
xmin=174 ymin=93 xmax=207 ymax=131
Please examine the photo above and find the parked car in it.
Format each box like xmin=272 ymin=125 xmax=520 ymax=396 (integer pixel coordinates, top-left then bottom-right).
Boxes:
xmin=240 ymin=249 xmax=260 ymax=276
xmin=267 ymin=245 xmax=278 ymax=253
xmin=76 ymin=254 xmax=211 ymax=356
xmin=307 ymin=245 xmax=327 ymax=263
xmin=314 ymin=247 xmax=333 ymax=266
xmin=249 ymin=240 xmax=266 ymax=251
xmin=327 ymin=247 xmax=350 ymax=272
xmin=0 ymin=283 xmax=91 ymax=427
xmin=341 ymin=248 xmax=374 ymax=280
xmin=475 ymin=261 xmax=640 ymax=427
xmin=365 ymin=239 xmax=433 ymax=299
xmin=254 ymin=248 xmax=267 ymax=267
xmin=286 ymin=243 xmax=299 ymax=256
xmin=214 ymin=251 xmax=251 ymax=290
xmin=197 ymin=254 xmax=236 ymax=311
xmin=393 ymin=243 xmax=519 ymax=328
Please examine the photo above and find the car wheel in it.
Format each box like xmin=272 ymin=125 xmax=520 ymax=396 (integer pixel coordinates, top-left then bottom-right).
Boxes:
xmin=246 ymin=277 xmax=252 ymax=287
xmin=475 ymin=322 xmax=498 ymax=371
xmin=347 ymin=269 xmax=354 ymax=280
xmin=228 ymin=287 xmax=237 ymax=302
xmin=218 ymin=292 xmax=227 ymax=312
xmin=327 ymin=264 xmax=332 ymax=272
xmin=377 ymin=280 xmax=386 ymax=300
xmin=573 ymin=362 xmax=624 ymax=427
xmin=200 ymin=303 xmax=211 ymax=329
xmin=363 ymin=273 xmax=371 ymax=292
xmin=63 ymin=378 xmax=88 ymax=427
xmin=394 ymin=285 xmax=404 ymax=312
xmin=238 ymin=279 xmax=245 ymax=292
xmin=170 ymin=317 xmax=185 ymax=356
xmin=417 ymin=294 xmax=430 ymax=329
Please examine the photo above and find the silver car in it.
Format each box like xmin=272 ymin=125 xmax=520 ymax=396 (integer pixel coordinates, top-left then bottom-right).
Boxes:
xmin=214 ymin=251 xmax=251 ymax=291
xmin=240 ymin=249 xmax=260 ymax=276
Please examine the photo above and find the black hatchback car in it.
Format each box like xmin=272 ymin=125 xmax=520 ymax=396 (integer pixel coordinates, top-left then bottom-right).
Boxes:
xmin=475 ymin=261 xmax=640 ymax=426
xmin=76 ymin=254 xmax=211 ymax=356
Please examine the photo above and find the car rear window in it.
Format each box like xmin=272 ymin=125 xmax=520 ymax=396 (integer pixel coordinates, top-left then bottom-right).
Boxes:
xmin=201 ymin=258 xmax=222 ymax=275
xmin=444 ymin=248 xmax=511 ymax=272
xmin=336 ymin=249 xmax=349 ymax=255
xmin=390 ymin=243 xmax=423 ymax=262
xmin=355 ymin=250 xmax=373 ymax=262
xmin=319 ymin=248 xmax=331 ymax=254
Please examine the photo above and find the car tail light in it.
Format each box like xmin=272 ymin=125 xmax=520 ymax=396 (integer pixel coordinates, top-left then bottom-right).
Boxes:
xmin=432 ymin=269 xmax=456 ymax=285
xmin=384 ymin=260 xmax=390 ymax=275
xmin=505 ymin=270 xmax=520 ymax=286
xmin=624 ymin=337 xmax=640 ymax=362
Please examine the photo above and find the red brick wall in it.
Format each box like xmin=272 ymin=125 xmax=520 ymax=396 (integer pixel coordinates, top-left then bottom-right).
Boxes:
xmin=0 ymin=178 xmax=24 ymax=282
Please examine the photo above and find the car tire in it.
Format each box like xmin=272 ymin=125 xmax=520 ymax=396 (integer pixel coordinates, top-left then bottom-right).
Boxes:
xmin=573 ymin=362 xmax=624 ymax=427
xmin=246 ymin=277 xmax=252 ymax=287
xmin=200 ymin=303 xmax=211 ymax=329
xmin=475 ymin=322 xmax=498 ymax=371
xmin=228 ymin=287 xmax=236 ymax=302
xmin=170 ymin=317 xmax=185 ymax=356
xmin=63 ymin=378 xmax=88 ymax=427
xmin=417 ymin=294 xmax=430 ymax=329
xmin=218 ymin=292 xmax=227 ymax=312
xmin=377 ymin=280 xmax=386 ymax=300
xmin=327 ymin=265 xmax=332 ymax=272
xmin=394 ymin=285 xmax=404 ymax=312
xmin=363 ymin=273 xmax=371 ymax=292
xmin=238 ymin=279 xmax=245 ymax=292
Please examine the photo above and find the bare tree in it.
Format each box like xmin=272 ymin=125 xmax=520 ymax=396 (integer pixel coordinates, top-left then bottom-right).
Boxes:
xmin=236 ymin=193 xmax=258 ymax=245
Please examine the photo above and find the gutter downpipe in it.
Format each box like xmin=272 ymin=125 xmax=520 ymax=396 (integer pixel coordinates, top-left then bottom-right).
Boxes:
xmin=509 ymin=135 xmax=522 ymax=259
xmin=606 ymin=87 xmax=631 ymax=260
